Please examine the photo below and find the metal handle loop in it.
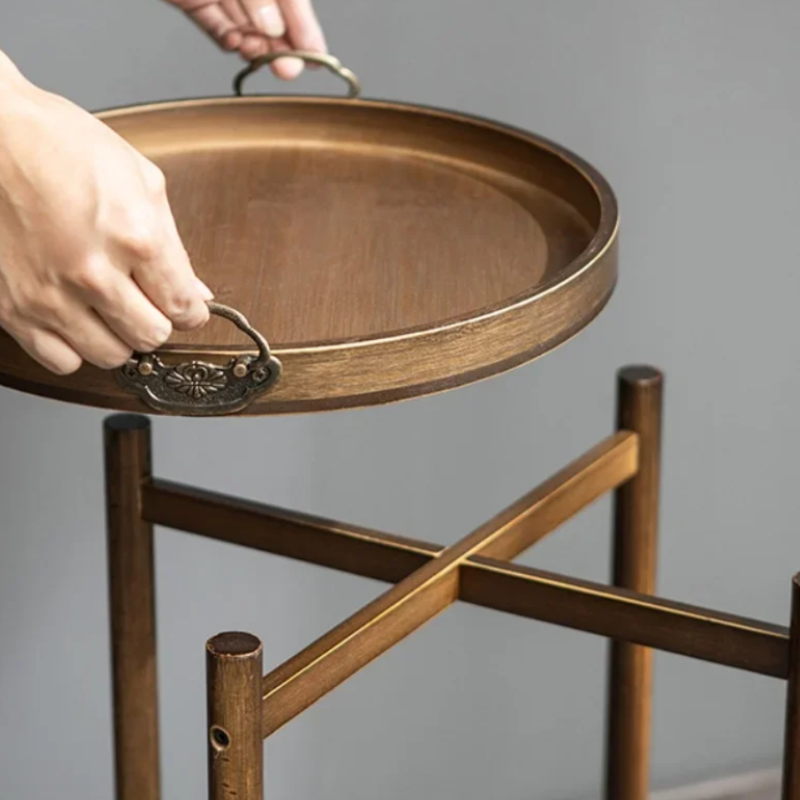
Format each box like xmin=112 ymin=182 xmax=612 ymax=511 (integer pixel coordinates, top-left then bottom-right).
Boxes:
xmin=116 ymin=302 xmax=282 ymax=417
xmin=233 ymin=51 xmax=361 ymax=98
xmin=205 ymin=302 xmax=272 ymax=366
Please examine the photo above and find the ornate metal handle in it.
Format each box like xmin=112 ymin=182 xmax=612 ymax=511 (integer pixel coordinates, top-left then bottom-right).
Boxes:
xmin=233 ymin=51 xmax=361 ymax=98
xmin=116 ymin=302 xmax=282 ymax=416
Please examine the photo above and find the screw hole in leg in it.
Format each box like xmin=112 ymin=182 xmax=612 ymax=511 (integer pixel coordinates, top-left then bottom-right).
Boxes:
xmin=210 ymin=725 xmax=231 ymax=751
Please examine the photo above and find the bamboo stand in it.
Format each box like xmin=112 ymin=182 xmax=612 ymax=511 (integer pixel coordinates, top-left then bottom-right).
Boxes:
xmin=103 ymin=365 xmax=800 ymax=800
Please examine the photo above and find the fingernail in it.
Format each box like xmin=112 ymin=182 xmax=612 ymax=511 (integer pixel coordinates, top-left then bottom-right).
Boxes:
xmin=196 ymin=278 xmax=214 ymax=301
xmin=259 ymin=3 xmax=285 ymax=38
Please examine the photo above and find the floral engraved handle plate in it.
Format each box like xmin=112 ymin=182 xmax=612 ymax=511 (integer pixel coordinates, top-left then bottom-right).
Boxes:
xmin=115 ymin=303 xmax=282 ymax=416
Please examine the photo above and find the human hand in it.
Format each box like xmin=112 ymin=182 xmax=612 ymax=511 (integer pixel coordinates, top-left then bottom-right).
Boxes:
xmin=0 ymin=71 xmax=212 ymax=375
xmin=167 ymin=0 xmax=327 ymax=80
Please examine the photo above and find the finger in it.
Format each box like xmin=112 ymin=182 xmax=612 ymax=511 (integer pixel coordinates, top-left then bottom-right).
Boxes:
xmin=196 ymin=277 xmax=215 ymax=301
xmin=279 ymin=0 xmax=327 ymax=52
xmin=131 ymin=217 xmax=210 ymax=332
xmin=49 ymin=303 xmax=134 ymax=370
xmin=240 ymin=33 xmax=270 ymax=60
xmin=5 ymin=322 xmax=82 ymax=376
xmin=240 ymin=0 xmax=286 ymax=38
xmin=224 ymin=0 xmax=264 ymax=57
xmin=266 ymin=37 xmax=305 ymax=80
xmin=187 ymin=3 xmax=243 ymax=50
xmin=81 ymin=271 xmax=174 ymax=353
xmin=223 ymin=0 xmax=253 ymax=28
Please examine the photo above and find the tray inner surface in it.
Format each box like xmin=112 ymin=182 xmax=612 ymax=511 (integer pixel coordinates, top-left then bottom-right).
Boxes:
xmin=109 ymin=102 xmax=598 ymax=350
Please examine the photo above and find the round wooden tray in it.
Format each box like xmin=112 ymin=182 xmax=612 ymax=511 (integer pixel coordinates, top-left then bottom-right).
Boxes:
xmin=0 ymin=54 xmax=618 ymax=416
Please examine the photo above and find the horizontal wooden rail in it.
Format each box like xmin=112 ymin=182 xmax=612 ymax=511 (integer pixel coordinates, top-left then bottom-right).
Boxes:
xmin=143 ymin=480 xmax=437 ymax=584
xmin=142 ymin=431 xmax=637 ymax=582
xmin=461 ymin=558 xmax=789 ymax=680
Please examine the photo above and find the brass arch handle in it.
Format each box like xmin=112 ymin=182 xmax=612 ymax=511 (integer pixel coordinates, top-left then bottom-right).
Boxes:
xmin=233 ymin=51 xmax=361 ymax=98
xmin=116 ymin=302 xmax=282 ymax=416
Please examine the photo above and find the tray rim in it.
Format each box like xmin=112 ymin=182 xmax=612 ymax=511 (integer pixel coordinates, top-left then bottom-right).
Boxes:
xmin=94 ymin=93 xmax=619 ymax=357
xmin=0 ymin=280 xmax=616 ymax=416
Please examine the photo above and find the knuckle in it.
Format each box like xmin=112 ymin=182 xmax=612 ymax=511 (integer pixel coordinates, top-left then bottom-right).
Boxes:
xmin=165 ymin=292 xmax=195 ymax=321
xmin=175 ymin=303 xmax=209 ymax=330
xmin=142 ymin=162 xmax=167 ymax=198
xmin=43 ymin=298 xmax=71 ymax=329
xmin=0 ymin=296 xmax=16 ymax=327
xmin=125 ymin=231 xmax=160 ymax=263
xmin=4 ymin=283 xmax=38 ymax=317
xmin=95 ymin=346 xmax=134 ymax=371
xmin=18 ymin=287 xmax=63 ymax=325
xmin=121 ymin=214 xmax=161 ymax=262
xmin=136 ymin=321 xmax=172 ymax=353
xmin=70 ymin=258 xmax=111 ymax=297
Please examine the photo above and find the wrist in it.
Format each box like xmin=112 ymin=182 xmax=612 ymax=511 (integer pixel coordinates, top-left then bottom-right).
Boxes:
xmin=0 ymin=51 xmax=47 ymax=125
xmin=0 ymin=50 xmax=27 ymax=90
xmin=0 ymin=55 xmax=47 ymax=136
xmin=0 ymin=57 xmax=46 ymax=186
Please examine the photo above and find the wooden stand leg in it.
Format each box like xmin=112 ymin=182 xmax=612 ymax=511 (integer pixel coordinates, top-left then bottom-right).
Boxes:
xmin=207 ymin=632 xmax=264 ymax=800
xmin=104 ymin=414 xmax=160 ymax=800
xmin=782 ymin=575 xmax=800 ymax=799
xmin=605 ymin=367 xmax=664 ymax=800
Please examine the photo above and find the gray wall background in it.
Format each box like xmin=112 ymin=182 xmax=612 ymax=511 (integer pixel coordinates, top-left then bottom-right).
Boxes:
xmin=1 ymin=1 xmax=798 ymax=798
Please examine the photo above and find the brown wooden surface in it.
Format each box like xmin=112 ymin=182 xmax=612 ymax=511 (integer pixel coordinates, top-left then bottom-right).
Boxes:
xmin=606 ymin=367 xmax=664 ymax=800
xmin=207 ymin=633 xmax=264 ymax=800
xmin=0 ymin=97 xmax=618 ymax=415
xmin=460 ymin=558 xmax=788 ymax=680
xmin=164 ymin=146 xmax=559 ymax=346
xmin=104 ymin=415 xmax=160 ymax=800
xmin=782 ymin=575 xmax=800 ymax=799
